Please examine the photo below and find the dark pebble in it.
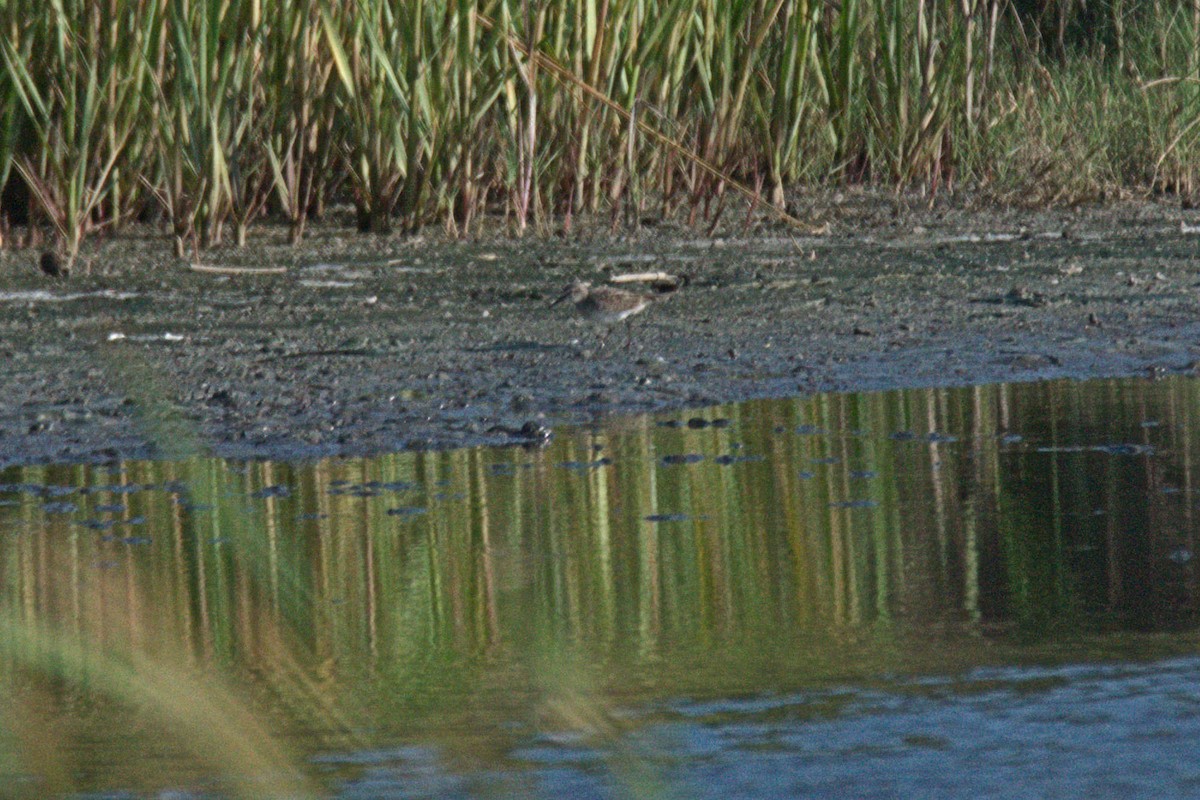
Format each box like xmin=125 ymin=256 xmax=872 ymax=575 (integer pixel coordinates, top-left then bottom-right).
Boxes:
xmin=714 ymin=454 xmax=764 ymax=465
xmin=661 ymin=454 xmax=705 ymax=466
xmin=386 ymin=507 xmax=427 ymax=517
xmin=559 ymin=458 xmax=613 ymax=470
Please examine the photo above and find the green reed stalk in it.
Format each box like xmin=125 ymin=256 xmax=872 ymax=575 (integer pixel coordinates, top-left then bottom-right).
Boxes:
xmin=1141 ymin=0 xmax=1200 ymax=198
xmin=497 ymin=0 xmax=546 ymax=232
xmin=757 ymin=0 xmax=819 ymax=205
xmin=155 ymin=0 xmax=266 ymax=256
xmin=637 ymin=0 xmax=701 ymax=216
xmin=0 ymin=21 xmax=18 ymax=244
xmin=441 ymin=0 xmax=497 ymax=234
xmin=814 ymin=0 xmax=863 ymax=178
xmin=327 ymin=0 xmax=418 ymax=233
xmin=2 ymin=0 xmax=156 ymax=264
xmin=863 ymin=0 xmax=964 ymax=187
xmin=260 ymin=1 xmax=338 ymax=244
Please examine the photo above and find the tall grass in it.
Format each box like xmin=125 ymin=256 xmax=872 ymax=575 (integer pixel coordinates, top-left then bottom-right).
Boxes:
xmin=2 ymin=0 xmax=1200 ymax=260
xmin=2 ymin=0 xmax=159 ymax=263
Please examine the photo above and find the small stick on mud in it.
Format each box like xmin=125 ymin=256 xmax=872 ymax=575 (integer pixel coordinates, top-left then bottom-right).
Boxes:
xmin=189 ymin=263 xmax=288 ymax=275
xmin=609 ymin=271 xmax=678 ymax=284
xmin=609 ymin=271 xmax=688 ymax=293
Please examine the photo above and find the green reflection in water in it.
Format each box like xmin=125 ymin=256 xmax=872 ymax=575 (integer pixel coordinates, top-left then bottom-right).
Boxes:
xmin=2 ymin=376 xmax=1200 ymax=796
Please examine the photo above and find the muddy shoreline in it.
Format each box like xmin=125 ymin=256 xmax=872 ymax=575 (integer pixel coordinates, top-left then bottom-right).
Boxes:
xmin=3 ymin=197 xmax=1200 ymax=468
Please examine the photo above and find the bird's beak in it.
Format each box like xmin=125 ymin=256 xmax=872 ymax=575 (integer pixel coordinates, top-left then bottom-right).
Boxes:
xmin=550 ymin=287 xmax=571 ymax=306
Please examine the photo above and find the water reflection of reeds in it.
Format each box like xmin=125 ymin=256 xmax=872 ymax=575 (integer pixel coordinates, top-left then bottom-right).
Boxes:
xmin=3 ymin=377 xmax=1200 ymax=793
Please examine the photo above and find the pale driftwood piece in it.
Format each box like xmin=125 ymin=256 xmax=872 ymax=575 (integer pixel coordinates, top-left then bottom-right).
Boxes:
xmin=188 ymin=263 xmax=288 ymax=275
xmin=608 ymin=271 xmax=680 ymax=285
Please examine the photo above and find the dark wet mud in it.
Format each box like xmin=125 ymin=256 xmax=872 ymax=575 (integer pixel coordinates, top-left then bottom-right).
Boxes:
xmin=3 ymin=196 xmax=1200 ymax=467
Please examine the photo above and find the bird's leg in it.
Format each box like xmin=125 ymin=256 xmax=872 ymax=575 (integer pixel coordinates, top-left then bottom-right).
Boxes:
xmin=623 ymin=319 xmax=634 ymax=350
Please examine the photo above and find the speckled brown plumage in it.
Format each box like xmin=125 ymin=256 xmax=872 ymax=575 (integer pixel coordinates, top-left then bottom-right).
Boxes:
xmin=552 ymin=280 xmax=657 ymax=348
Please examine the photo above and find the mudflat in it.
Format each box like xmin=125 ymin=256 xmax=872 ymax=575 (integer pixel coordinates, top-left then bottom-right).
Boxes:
xmin=3 ymin=197 xmax=1199 ymax=467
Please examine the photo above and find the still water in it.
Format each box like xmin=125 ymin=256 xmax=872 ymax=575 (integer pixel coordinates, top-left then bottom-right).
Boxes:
xmin=3 ymin=376 xmax=1200 ymax=798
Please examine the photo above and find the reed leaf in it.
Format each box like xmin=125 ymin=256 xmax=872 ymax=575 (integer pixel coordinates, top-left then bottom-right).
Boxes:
xmin=2 ymin=0 xmax=155 ymax=263
xmin=1 ymin=0 xmax=1199 ymax=250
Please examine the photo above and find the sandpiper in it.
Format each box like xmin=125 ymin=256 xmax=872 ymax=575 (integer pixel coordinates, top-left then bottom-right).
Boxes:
xmin=552 ymin=280 xmax=653 ymax=348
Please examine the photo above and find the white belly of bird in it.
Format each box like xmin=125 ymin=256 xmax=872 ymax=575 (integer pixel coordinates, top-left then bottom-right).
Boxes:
xmin=601 ymin=307 xmax=640 ymax=323
xmin=580 ymin=299 xmax=646 ymax=325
